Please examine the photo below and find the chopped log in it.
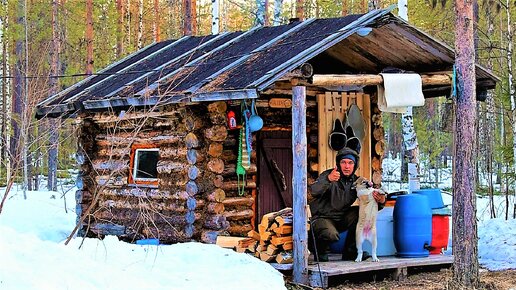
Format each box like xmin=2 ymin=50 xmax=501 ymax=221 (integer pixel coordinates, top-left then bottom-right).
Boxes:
xmin=260 ymin=231 xmax=273 ymax=241
xmin=207 ymin=158 xmax=225 ymax=174
xmin=213 ymin=175 xmax=224 ymax=188
xmin=206 ymin=188 xmax=226 ymax=202
xmin=215 ymin=236 xmax=247 ymax=248
xmin=259 ymin=252 xmax=276 ymax=262
xmin=228 ymin=224 xmax=253 ymax=236
xmin=260 ymin=208 xmax=292 ymax=228
xmin=372 ymin=157 xmax=381 ymax=171
xmin=372 ymin=113 xmax=382 ymax=126
xmin=159 ymin=147 xmax=188 ymax=159
xmin=271 ymin=236 xmax=293 ymax=246
xmin=208 ymin=143 xmax=223 ymax=157
xmin=275 ymin=215 xmax=292 ymax=226
xmin=188 ymin=165 xmax=200 ymax=180
xmin=275 ymin=251 xmax=293 ymax=264
xmin=309 ymin=162 xmax=318 ymax=173
xmin=273 ymin=225 xmax=293 ymax=236
xmin=220 ymin=180 xmax=257 ymax=191
xmin=375 ymin=140 xmax=386 ymax=156
xmin=156 ymin=160 xmax=188 ymax=174
xmin=204 ymin=215 xmax=230 ymax=230
xmin=183 ymin=115 xmax=199 ymax=132
xmin=205 ymin=125 xmax=228 ymax=142
xmin=247 ymin=230 xmax=260 ymax=241
xmin=208 ymin=101 xmax=227 ymax=114
xmin=282 ymin=242 xmax=293 ymax=251
xmin=223 ymin=209 xmax=254 ymax=221
xmin=373 ymin=127 xmax=385 ymax=141
xmin=266 ymin=244 xmax=280 ymax=256
xmin=186 ymin=181 xmax=198 ymax=196
xmin=237 ymin=237 xmax=255 ymax=249
xmin=247 ymin=240 xmax=258 ymax=252
xmin=206 ymin=202 xmax=225 ymax=214
xmin=185 ymin=133 xmax=200 ymax=149
xmin=222 ymin=163 xmax=257 ymax=176
xmin=308 ymin=147 xmax=317 ymax=158
xmin=187 ymin=149 xmax=198 ymax=165
xmin=222 ymin=196 xmax=254 ymax=207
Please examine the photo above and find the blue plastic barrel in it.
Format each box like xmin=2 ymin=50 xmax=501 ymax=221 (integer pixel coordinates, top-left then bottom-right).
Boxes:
xmin=393 ymin=194 xmax=432 ymax=257
xmin=411 ymin=188 xmax=444 ymax=209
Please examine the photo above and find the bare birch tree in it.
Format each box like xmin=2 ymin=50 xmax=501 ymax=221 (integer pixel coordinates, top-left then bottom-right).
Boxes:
xmin=272 ymin=0 xmax=282 ymax=26
xmin=137 ymin=0 xmax=143 ymax=49
xmin=507 ymin=0 xmax=516 ymax=220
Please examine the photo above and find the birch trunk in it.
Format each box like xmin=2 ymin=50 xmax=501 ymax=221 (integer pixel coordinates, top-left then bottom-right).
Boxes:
xmin=452 ymin=0 xmax=480 ymax=287
xmin=211 ymin=0 xmax=219 ymax=34
xmin=508 ymin=0 xmax=516 ymax=221
xmin=255 ymin=0 xmax=266 ymax=27
xmin=397 ymin=2 xmax=420 ymax=190
xmin=1 ymin=1 xmax=10 ymax=183
xmin=272 ymin=0 xmax=282 ymax=26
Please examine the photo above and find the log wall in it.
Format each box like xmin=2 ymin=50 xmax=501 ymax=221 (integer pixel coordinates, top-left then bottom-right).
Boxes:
xmin=75 ymin=90 xmax=384 ymax=244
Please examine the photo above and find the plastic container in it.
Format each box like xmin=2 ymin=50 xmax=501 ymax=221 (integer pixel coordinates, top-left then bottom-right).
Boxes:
xmin=411 ymin=188 xmax=445 ymax=209
xmin=136 ymin=238 xmax=160 ymax=245
xmin=429 ymin=215 xmax=450 ymax=254
xmin=363 ymin=206 xmax=396 ymax=256
xmin=329 ymin=230 xmax=348 ymax=254
xmin=393 ymin=194 xmax=432 ymax=258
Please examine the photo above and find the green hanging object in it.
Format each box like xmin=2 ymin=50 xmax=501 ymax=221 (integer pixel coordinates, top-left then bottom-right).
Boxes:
xmin=236 ymin=127 xmax=247 ymax=196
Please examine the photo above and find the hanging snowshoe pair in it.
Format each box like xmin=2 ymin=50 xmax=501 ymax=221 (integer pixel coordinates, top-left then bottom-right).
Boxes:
xmin=328 ymin=103 xmax=365 ymax=154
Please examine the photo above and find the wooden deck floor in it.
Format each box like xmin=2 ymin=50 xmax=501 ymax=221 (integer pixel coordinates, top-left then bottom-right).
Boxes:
xmin=272 ymin=254 xmax=453 ymax=288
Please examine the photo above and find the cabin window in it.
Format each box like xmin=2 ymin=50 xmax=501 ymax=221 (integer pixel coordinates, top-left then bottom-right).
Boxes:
xmin=129 ymin=145 xmax=159 ymax=185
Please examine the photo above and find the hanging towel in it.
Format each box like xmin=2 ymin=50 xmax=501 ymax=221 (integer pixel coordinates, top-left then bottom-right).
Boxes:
xmin=377 ymin=73 xmax=425 ymax=113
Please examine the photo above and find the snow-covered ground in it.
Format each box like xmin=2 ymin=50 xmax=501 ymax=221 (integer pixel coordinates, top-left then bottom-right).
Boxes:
xmin=0 ymin=156 xmax=515 ymax=290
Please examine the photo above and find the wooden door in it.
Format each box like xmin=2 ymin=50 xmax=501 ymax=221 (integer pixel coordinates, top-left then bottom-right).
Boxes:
xmin=257 ymin=132 xmax=292 ymax=223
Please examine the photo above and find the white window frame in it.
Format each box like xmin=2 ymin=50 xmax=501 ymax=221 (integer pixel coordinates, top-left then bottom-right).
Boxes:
xmin=132 ymin=148 xmax=159 ymax=183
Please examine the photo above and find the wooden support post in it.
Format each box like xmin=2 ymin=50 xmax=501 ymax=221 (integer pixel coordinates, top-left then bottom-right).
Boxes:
xmin=292 ymin=85 xmax=308 ymax=285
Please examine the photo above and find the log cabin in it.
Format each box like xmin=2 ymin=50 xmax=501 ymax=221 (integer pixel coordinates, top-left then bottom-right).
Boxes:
xmin=36 ymin=8 xmax=497 ymax=286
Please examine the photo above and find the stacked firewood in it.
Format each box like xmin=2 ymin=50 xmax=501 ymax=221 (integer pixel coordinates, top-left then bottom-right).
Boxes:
xmin=236 ymin=208 xmax=294 ymax=264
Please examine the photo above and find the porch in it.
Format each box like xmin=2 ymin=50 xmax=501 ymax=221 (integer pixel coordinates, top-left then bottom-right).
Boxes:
xmin=272 ymin=254 xmax=453 ymax=288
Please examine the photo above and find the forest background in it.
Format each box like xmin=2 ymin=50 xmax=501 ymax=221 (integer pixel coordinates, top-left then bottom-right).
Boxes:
xmin=0 ymin=0 xmax=513 ymax=219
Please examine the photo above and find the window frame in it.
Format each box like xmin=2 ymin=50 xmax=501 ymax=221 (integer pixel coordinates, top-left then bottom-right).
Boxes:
xmin=129 ymin=144 xmax=159 ymax=186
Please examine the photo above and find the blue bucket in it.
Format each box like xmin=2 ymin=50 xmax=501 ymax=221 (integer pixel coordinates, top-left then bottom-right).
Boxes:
xmin=329 ymin=231 xmax=348 ymax=254
xmin=393 ymin=194 xmax=432 ymax=258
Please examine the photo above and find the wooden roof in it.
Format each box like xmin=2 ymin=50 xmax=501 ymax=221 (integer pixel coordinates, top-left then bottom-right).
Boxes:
xmin=36 ymin=8 xmax=498 ymax=118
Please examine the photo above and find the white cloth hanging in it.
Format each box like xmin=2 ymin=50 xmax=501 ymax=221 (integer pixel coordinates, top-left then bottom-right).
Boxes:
xmin=377 ymin=73 xmax=425 ymax=113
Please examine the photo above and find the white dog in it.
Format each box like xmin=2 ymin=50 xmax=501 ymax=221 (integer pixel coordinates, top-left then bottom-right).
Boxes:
xmin=355 ymin=178 xmax=384 ymax=262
